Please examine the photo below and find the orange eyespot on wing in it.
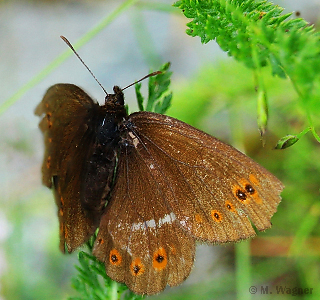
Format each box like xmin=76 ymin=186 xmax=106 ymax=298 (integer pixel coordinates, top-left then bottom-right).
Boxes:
xmin=225 ymin=201 xmax=237 ymax=213
xmin=109 ymin=249 xmax=122 ymax=266
xmin=153 ymin=247 xmax=167 ymax=271
xmin=130 ymin=258 xmax=145 ymax=276
xmin=211 ymin=210 xmax=223 ymax=222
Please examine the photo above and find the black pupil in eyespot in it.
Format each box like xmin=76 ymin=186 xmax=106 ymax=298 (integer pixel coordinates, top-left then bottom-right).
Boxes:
xmin=236 ymin=190 xmax=247 ymax=200
xmin=111 ymin=255 xmax=118 ymax=262
xmin=245 ymin=184 xmax=255 ymax=194
xmin=133 ymin=265 xmax=140 ymax=274
xmin=156 ymin=255 xmax=164 ymax=263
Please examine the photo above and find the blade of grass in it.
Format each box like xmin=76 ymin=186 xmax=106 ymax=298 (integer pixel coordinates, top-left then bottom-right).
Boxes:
xmin=0 ymin=0 xmax=139 ymax=116
xmin=289 ymin=202 xmax=320 ymax=257
xmin=235 ymin=241 xmax=251 ymax=300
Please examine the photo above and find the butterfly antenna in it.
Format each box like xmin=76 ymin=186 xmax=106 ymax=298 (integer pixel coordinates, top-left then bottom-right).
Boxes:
xmin=60 ymin=36 xmax=109 ymax=95
xmin=122 ymin=71 xmax=162 ymax=91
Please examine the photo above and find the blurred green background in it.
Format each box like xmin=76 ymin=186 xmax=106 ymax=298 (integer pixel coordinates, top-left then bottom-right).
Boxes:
xmin=1 ymin=0 xmax=320 ymax=299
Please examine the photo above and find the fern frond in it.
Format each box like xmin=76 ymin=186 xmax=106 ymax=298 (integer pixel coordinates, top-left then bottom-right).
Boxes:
xmin=175 ymin=0 xmax=319 ymax=91
xmin=174 ymin=0 xmax=320 ymax=142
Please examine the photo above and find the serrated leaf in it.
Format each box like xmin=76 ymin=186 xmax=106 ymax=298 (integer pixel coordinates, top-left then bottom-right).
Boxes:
xmin=154 ymin=93 xmax=172 ymax=114
xmin=135 ymin=83 xmax=144 ymax=111
xmin=134 ymin=62 xmax=172 ymax=114
xmin=146 ymin=63 xmax=172 ymax=111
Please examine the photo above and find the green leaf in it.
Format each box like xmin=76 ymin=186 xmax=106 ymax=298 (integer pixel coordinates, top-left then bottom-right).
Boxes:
xmin=154 ymin=93 xmax=172 ymax=114
xmin=135 ymin=62 xmax=172 ymax=113
xmin=135 ymin=83 xmax=144 ymax=111
xmin=146 ymin=62 xmax=172 ymax=112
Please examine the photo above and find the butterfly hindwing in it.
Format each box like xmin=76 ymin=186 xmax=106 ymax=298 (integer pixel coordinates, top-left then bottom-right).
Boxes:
xmin=93 ymin=146 xmax=195 ymax=295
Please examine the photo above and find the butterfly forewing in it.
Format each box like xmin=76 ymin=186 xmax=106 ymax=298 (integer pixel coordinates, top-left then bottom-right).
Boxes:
xmin=35 ymin=84 xmax=105 ymax=252
xmin=123 ymin=112 xmax=283 ymax=241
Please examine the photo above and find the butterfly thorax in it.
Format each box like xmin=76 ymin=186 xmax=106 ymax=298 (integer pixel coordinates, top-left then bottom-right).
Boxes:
xmin=81 ymin=91 xmax=126 ymax=215
xmin=96 ymin=86 xmax=127 ymax=145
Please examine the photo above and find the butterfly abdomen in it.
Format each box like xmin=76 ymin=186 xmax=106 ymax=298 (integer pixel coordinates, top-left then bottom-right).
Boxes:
xmin=81 ymin=104 xmax=126 ymax=214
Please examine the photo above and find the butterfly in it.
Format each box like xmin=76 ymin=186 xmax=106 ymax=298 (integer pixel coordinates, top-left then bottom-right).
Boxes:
xmin=35 ymin=38 xmax=283 ymax=295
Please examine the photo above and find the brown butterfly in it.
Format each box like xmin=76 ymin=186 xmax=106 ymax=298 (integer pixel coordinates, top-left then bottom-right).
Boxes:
xmin=35 ymin=37 xmax=283 ymax=295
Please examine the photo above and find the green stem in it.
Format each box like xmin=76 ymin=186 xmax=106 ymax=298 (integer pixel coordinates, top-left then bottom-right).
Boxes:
xmin=235 ymin=241 xmax=251 ymax=300
xmin=289 ymin=77 xmax=320 ymax=143
xmin=310 ymin=126 xmax=320 ymax=143
xmin=110 ymin=281 xmax=119 ymax=300
xmin=296 ymin=127 xmax=311 ymax=139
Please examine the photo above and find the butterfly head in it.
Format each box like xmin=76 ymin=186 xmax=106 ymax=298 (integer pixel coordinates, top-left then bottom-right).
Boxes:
xmin=105 ymin=86 xmax=125 ymax=106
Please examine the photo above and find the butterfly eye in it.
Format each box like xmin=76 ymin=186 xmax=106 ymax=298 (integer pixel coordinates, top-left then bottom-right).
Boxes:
xmin=112 ymin=86 xmax=125 ymax=105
